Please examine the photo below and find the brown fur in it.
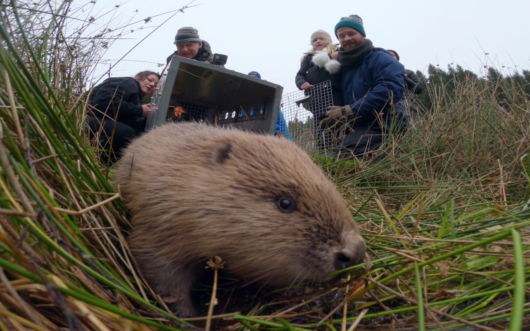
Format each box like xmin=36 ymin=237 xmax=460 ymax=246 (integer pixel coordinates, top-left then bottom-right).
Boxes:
xmin=115 ymin=122 xmax=366 ymax=317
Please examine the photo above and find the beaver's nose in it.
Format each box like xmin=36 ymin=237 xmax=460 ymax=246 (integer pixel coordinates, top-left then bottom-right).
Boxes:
xmin=334 ymin=241 xmax=366 ymax=270
xmin=334 ymin=252 xmax=351 ymax=270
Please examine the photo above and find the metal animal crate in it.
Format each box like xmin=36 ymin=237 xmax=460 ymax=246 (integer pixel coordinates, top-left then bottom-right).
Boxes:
xmin=146 ymin=57 xmax=283 ymax=134
xmin=277 ymin=81 xmax=336 ymax=154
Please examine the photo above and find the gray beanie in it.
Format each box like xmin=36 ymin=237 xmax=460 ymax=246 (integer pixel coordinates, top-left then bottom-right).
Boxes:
xmin=174 ymin=27 xmax=202 ymax=44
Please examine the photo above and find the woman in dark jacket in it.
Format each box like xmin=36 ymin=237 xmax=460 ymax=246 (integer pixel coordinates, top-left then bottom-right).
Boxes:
xmin=295 ymin=30 xmax=343 ymax=152
xmin=87 ymin=70 xmax=160 ymax=164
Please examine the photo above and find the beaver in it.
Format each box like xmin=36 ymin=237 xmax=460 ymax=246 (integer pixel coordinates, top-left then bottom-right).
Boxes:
xmin=114 ymin=122 xmax=366 ymax=317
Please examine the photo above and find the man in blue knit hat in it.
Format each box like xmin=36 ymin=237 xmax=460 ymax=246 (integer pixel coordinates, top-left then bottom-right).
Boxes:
xmin=248 ymin=71 xmax=261 ymax=79
xmin=320 ymin=15 xmax=406 ymax=157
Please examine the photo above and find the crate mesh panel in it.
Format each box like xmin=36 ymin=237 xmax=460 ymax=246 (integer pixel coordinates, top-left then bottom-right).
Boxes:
xmin=163 ymin=101 xmax=270 ymax=126
xmin=279 ymin=81 xmax=336 ymax=154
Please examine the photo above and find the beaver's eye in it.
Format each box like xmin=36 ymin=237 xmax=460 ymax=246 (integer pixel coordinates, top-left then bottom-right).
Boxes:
xmin=277 ymin=197 xmax=295 ymax=213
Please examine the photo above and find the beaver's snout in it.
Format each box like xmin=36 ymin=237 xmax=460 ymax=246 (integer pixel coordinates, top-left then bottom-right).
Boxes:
xmin=334 ymin=240 xmax=366 ymax=270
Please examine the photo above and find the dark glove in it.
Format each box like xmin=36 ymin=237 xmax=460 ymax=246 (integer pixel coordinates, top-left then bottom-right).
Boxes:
xmin=319 ymin=105 xmax=352 ymax=127
xmin=404 ymin=75 xmax=416 ymax=88
xmin=317 ymin=112 xmax=330 ymax=128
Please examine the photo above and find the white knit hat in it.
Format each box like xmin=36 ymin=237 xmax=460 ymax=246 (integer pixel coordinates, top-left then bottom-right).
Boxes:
xmin=310 ymin=29 xmax=332 ymax=44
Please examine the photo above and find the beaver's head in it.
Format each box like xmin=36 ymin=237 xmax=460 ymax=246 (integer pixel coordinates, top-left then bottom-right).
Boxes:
xmin=192 ymin=132 xmax=366 ymax=286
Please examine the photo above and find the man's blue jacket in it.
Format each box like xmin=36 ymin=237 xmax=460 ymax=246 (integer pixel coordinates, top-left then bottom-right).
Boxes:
xmin=342 ymin=49 xmax=406 ymax=129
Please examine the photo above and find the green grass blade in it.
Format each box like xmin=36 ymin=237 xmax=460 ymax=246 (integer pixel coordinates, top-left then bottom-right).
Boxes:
xmin=509 ymin=228 xmax=525 ymax=331
xmin=414 ymin=263 xmax=426 ymax=331
xmin=437 ymin=198 xmax=454 ymax=239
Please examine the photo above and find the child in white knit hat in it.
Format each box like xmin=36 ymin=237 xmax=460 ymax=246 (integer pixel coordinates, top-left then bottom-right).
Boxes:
xmin=295 ymin=30 xmax=341 ymax=98
xmin=295 ymin=29 xmax=343 ymax=152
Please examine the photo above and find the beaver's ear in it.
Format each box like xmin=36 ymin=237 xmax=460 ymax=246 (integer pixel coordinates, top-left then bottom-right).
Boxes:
xmin=211 ymin=141 xmax=233 ymax=164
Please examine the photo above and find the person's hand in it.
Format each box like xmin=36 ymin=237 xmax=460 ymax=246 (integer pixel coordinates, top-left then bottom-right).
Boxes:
xmin=325 ymin=106 xmax=345 ymax=120
xmin=319 ymin=105 xmax=352 ymax=127
xmin=319 ymin=106 xmax=342 ymax=127
xmin=300 ymin=82 xmax=314 ymax=90
xmin=331 ymin=51 xmax=339 ymax=60
xmin=141 ymin=104 xmax=152 ymax=118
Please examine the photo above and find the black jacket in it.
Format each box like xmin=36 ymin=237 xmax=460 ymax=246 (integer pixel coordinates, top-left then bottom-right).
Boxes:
xmin=166 ymin=40 xmax=214 ymax=65
xmin=88 ymin=77 xmax=144 ymax=129
xmin=295 ymin=53 xmax=341 ymax=90
xmin=404 ymin=69 xmax=424 ymax=95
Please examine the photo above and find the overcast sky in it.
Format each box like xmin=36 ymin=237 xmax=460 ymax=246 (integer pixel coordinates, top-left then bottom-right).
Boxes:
xmin=89 ymin=0 xmax=529 ymax=93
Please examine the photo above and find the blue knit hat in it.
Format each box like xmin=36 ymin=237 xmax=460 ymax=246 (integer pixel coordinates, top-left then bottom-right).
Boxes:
xmin=334 ymin=15 xmax=366 ymax=37
xmin=248 ymin=71 xmax=261 ymax=79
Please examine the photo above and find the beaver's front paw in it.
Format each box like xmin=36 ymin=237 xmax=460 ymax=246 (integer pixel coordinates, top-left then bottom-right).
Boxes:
xmin=163 ymin=296 xmax=197 ymax=318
